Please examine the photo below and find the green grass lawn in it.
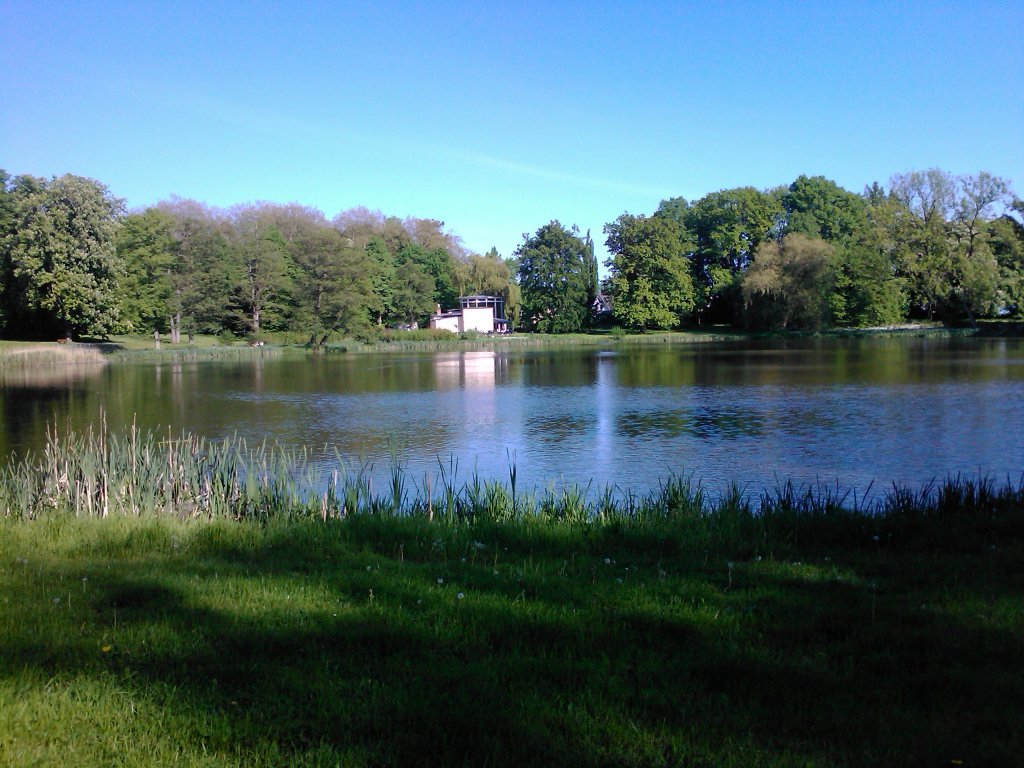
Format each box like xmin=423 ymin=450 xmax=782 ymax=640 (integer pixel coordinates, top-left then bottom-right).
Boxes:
xmin=2 ymin=508 xmax=1021 ymax=767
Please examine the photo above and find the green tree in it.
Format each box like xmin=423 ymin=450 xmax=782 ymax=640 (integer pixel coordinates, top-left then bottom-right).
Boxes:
xmin=293 ymin=227 xmax=376 ymax=343
xmin=949 ymin=172 xmax=1011 ymax=324
xmin=515 ymin=221 xmax=593 ymax=333
xmin=989 ymin=201 xmax=1024 ymax=315
xmin=604 ymin=213 xmax=696 ymax=329
xmin=158 ymin=199 xmax=236 ymax=340
xmin=363 ymin=236 xmax=396 ymax=325
xmin=0 ymin=171 xmax=16 ymax=334
xmin=681 ymin=187 xmax=784 ymax=323
xmin=115 ymin=209 xmax=176 ymax=334
xmin=233 ymin=223 xmax=293 ymax=335
xmin=780 ymin=175 xmax=907 ymax=326
xmin=398 ymin=243 xmax=458 ymax=311
xmin=1 ymin=173 xmax=124 ymax=339
xmin=390 ymin=261 xmax=436 ymax=326
xmin=466 ymin=248 xmax=512 ymax=295
xmin=890 ymin=169 xmax=1011 ymax=324
xmin=743 ymin=234 xmax=835 ymax=330
xmin=782 ymin=175 xmax=868 ymax=242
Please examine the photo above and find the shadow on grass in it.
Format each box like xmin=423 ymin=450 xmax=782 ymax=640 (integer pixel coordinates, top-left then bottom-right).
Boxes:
xmin=2 ymin=520 xmax=1023 ymax=767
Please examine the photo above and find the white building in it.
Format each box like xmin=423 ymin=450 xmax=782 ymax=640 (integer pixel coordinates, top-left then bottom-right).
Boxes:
xmin=429 ymin=295 xmax=509 ymax=334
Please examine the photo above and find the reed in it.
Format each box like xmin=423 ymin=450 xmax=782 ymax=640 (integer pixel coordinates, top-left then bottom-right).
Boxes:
xmin=4 ymin=424 xmax=1023 ymax=560
xmin=0 ymin=342 xmax=107 ymax=367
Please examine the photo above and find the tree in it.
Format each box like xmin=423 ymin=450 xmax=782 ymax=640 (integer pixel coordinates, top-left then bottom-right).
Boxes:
xmin=779 ymin=175 xmax=907 ymax=326
xmin=364 ymin=236 xmax=396 ymax=326
xmin=949 ymin=172 xmax=1011 ymax=324
xmin=830 ymin=243 xmax=907 ymax=327
xmin=989 ymin=201 xmax=1024 ymax=315
xmin=681 ymin=187 xmax=784 ymax=322
xmin=515 ymin=222 xmax=594 ymax=333
xmin=115 ymin=209 xmax=176 ymax=334
xmin=890 ymin=169 xmax=1012 ymax=324
xmin=293 ymin=227 xmax=376 ymax=343
xmin=1 ymin=173 xmax=124 ymax=339
xmin=158 ymin=198 xmax=236 ymax=341
xmin=398 ymin=243 xmax=458 ymax=311
xmin=580 ymin=229 xmax=599 ymax=311
xmin=604 ymin=213 xmax=696 ymax=329
xmin=0 ymin=171 xmax=16 ymax=334
xmin=390 ymin=261 xmax=436 ymax=326
xmin=454 ymin=248 xmax=512 ymax=298
xmin=743 ymin=234 xmax=835 ymax=330
xmin=782 ymin=175 xmax=868 ymax=243
xmin=233 ymin=222 xmax=293 ymax=335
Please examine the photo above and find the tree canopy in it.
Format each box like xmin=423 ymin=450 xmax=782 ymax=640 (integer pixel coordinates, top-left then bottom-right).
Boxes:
xmin=515 ymin=222 xmax=594 ymax=333
xmin=1 ymin=173 xmax=124 ymax=338
xmin=604 ymin=213 xmax=695 ymax=329
xmin=1 ymin=166 xmax=1020 ymax=342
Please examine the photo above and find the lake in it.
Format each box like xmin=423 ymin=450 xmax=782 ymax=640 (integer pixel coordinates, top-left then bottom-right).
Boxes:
xmin=2 ymin=337 xmax=1023 ymax=501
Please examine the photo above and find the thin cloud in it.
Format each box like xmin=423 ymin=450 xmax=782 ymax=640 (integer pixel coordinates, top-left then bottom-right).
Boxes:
xmin=446 ymin=148 xmax=670 ymax=198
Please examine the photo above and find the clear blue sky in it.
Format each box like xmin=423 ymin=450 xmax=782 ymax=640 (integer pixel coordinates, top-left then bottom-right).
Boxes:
xmin=3 ymin=1 xmax=1022 ymax=264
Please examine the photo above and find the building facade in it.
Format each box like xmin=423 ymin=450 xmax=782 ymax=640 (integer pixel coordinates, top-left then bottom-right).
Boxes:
xmin=429 ymin=295 xmax=509 ymax=334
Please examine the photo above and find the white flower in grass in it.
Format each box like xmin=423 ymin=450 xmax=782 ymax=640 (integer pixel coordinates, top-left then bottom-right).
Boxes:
xmin=437 ymin=578 xmax=444 ymax=585
xmin=457 ymin=592 xmax=465 ymax=600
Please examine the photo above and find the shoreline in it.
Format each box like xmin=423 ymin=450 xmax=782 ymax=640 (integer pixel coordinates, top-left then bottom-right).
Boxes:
xmin=3 ymin=321 xmax=1009 ymax=366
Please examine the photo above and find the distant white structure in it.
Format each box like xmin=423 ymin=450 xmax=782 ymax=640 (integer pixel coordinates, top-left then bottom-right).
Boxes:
xmin=429 ymin=295 xmax=509 ymax=334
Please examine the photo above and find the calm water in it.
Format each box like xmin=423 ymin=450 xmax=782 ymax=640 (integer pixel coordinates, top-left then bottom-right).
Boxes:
xmin=2 ymin=337 xmax=1023 ymax=500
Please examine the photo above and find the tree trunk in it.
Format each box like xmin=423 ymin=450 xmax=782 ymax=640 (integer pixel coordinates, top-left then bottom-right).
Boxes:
xmin=170 ymin=312 xmax=181 ymax=344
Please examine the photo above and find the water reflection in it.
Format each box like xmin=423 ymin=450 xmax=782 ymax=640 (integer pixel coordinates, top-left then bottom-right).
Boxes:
xmin=433 ymin=350 xmax=503 ymax=390
xmin=0 ymin=362 xmax=105 ymax=390
xmin=1 ymin=338 xmax=1023 ymax=498
xmin=617 ymin=408 xmax=765 ymax=440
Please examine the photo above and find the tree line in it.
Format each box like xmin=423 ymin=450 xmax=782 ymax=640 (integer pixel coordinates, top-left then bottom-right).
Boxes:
xmin=1 ymin=168 xmax=1021 ymax=341
xmin=605 ymin=171 xmax=1023 ymax=331
xmin=0 ymin=171 xmax=519 ymax=343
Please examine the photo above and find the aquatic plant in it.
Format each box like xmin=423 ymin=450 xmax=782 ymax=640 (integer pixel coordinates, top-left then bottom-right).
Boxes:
xmin=3 ymin=422 xmax=1023 ymax=561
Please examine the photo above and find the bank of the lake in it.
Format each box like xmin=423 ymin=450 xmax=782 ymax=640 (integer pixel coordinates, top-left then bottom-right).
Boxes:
xmin=2 ymin=481 xmax=1022 ymax=767
xmin=0 ymin=321 xmax=976 ymax=367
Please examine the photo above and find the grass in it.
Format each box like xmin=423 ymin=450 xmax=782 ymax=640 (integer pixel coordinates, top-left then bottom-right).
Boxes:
xmin=1 ymin=426 xmax=1023 ymax=766
xmin=0 ymin=340 xmax=108 ymax=367
xmin=1 ymin=321 xmax=998 ymax=368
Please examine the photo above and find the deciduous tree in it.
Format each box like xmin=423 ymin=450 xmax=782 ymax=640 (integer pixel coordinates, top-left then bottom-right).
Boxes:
xmin=682 ymin=187 xmax=784 ymax=322
xmin=115 ymin=209 xmax=176 ymax=334
xmin=604 ymin=213 xmax=695 ymax=329
xmin=515 ymin=221 xmax=593 ymax=333
xmin=1 ymin=173 xmax=124 ymax=338
xmin=743 ymin=234 xmax=835 ymax=330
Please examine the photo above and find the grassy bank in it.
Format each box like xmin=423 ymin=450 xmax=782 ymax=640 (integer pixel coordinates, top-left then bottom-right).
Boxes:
xmin=0 ymin=340 xmax=108 ymax=367
xmin=1 ymin=322 xmax=998 ymax=367
xmin=1 ymin=426 xmax=1023 ymax=766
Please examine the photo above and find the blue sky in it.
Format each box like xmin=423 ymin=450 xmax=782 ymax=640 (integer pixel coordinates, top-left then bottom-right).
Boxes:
xmin=3 ymin=1 xmax=1022 ymax=264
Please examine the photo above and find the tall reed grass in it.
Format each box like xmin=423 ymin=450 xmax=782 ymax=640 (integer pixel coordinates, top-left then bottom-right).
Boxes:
xmin=3 ymin=422 xmax=1022 ymax=554
xmin=0 ymin=343 xmax=107 ymax=367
